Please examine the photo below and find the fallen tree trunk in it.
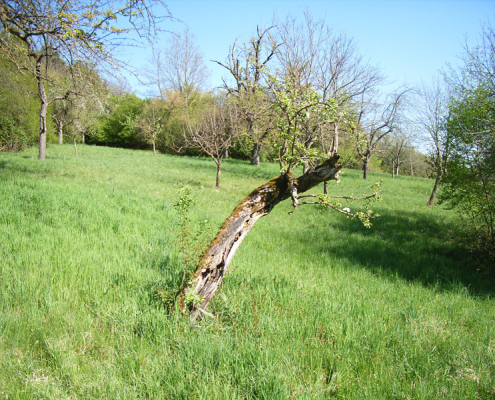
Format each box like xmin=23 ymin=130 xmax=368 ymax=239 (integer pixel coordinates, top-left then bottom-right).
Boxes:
xmin=180 ymin=155 xmax=342 ymax=320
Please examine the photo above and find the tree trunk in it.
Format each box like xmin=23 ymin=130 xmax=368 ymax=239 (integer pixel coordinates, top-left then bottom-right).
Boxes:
xmin=58 ymin=124 xmax=63 ymax=145
xmin=216 ymin=160 xmax=222 ymax=188
xmin=73 ymin=136 xmax=78 ymax=156
xmin=427 ymin=174 xmax=442 ymax=206
xmin=36 ymin=59 xmax=48 ymax=161
xmin=392 ymin=161 xmax=395 ymax=178
xmin=331 ymin=123 xmax=339 ymax=154
xmin=81 ymin=131 xmax=85 ymax=144
xmin=363 ymin=156 xmax=370 ymax=179
xmin=153 ymin=138 xmax=156 ymax=157
xmin=181 ymin=155 xmax=342 ymax=320
xmin=250 ymin=143 xmax=261 ymax=166
xmin=303 ymin=162 xmax=309 ymax=174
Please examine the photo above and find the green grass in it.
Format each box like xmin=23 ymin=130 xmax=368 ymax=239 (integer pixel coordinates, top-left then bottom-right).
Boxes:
xmin=0 ymin=144 xmax=494 ymax=399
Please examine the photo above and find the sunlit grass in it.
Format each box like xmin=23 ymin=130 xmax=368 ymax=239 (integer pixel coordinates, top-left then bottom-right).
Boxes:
xmin=0 ymin=144 xmax=493 ymax=399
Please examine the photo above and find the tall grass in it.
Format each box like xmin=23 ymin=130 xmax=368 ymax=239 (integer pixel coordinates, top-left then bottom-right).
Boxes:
xmin=0 ymin=145 xmax=493 ymax=399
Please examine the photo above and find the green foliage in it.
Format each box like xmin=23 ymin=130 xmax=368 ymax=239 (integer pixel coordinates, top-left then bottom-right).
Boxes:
xmin=440 ymin=84 xmax=495 ymax=258
xmin=90 ymin=94 xmax=146 ymax=148
xmin=0 ymin=116 xmax=29 ymax=151
xmin=155 ymin=185 xmax=212 ymax=308
xmin=0 ymin=55 xmax=39 ymax=151
xmin=0 ymin=146 xmax=493 ymax=399
xmin=270 ymin=76 xmax=337 ymax=173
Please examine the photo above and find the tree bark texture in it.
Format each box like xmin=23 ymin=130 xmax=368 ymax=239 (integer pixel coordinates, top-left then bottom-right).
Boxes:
xmin=58 ymin=125 xmax=63 ymax=145
xmin=216 ymin=161 xmax=222 ymax=188
xmin=250 ymin=143 xmax=261 ymax=166
xmin=427 ymin=174 xmax=442 ymax=206
xmin=181 ymin=155 xmax=342 ymax=320
xmin=363 ymin=156 xmax=369 ymax=179
xmin=37 ymin=60 xmax=48 ymax=161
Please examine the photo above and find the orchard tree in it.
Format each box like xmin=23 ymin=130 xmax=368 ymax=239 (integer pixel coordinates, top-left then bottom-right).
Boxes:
xmin=414 ymin=79 xmax=451 ymax=206
xmin=144 ymin=28 xmax=209 ymax=104
xmin=185 ymin=99 xmax=240 ymax=188
xmin=179 ymin=78 xmax=381 ymax=320
xmin=0 ymin=0 xmax=170 ymax=160
xmin=135 ymin=98 xmax=168 ymax=156
xmin=354 ymin=88 xmax=410 ymax=179
xmin=51 ymin=98 xmax=75 ymax=146
xmin=379 ymin=130 xmax=411 ymax=178
xmin=214 ymin=26 xmax=280 ymax=166
xmin=274 ymin=12 xmax=384 ymax=189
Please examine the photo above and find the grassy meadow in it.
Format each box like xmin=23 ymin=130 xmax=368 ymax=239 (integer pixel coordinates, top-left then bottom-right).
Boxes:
xmin=0 ymin=144 xmax=494 ymax=399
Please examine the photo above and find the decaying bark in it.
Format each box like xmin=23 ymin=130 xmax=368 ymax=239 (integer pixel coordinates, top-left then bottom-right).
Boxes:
xmin=181 ymin=155 xmax=342 ymax=320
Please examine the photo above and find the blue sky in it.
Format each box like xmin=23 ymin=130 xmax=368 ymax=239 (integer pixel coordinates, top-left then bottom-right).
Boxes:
xmin=122 ymin=0 xmax=495 ymax=95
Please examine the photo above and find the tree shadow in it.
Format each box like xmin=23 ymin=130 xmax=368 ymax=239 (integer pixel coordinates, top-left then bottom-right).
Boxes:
xmin=289 ymin=208 xmax=495 ymax=297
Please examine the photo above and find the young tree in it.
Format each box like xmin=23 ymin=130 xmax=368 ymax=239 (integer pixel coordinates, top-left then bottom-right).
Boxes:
xmin=135 ymin=98 xmax=168 ymax=156
xmin=379 ymin=131 xmax=411 ymax=178
xmin=414 ymin=80 xmax=451 ymax=205
xmin=354 ymin=88 xmax=410 ymax=179
xmin=52 ymin=99 xmax=75 ymax=145
xmin=0 ymin=0 xmax=170 ymax=160
xmin=185 ymin=100 xmax=239 ymax=188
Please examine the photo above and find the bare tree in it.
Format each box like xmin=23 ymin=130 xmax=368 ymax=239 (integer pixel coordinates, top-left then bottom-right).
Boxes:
xmin=379 ymin=131 xmax=412 ymax=178
xmin=0 ymin=0 xmax=170 ymax=160
xmin=185 ymin=101 xmax=239 ymax=187
xmin=144 ymin=28 xmax=210 ymax=104
xmin=354 ymin=88 xmax=410 ymax=179
xmin=52 ymin=99 xmax=75 ymax=146
xmin=414 ymin=79 xmax=451 ymax=205
xmin=135 ymin=99 xmax=168 ymax=156
xmin=274 ymin=12 xmax=385 ymax=181
xmin=214 ymin=26 xmax=280 ymax=166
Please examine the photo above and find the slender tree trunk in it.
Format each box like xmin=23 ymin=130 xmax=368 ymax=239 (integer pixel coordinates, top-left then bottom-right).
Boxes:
xmin=81 ymin=131 xmax=85 ymax=144
xmin=363 ymin=156 xmax=370 ymax=179
xmin=303 ymin=162 xmax=309 ymax=174
xmin=331 ymin=123 xmax=339 ymax=154
xmin=427 ymin=174 xmax=442 ymax=206
xmin=216 ymin=160 xmax=222 ymax=188
xmin=152 ymin=137 xmax=156 ymax=157
xmin=58 ymin=124 xmax=63 ymax=145
xmin=181 ymin=155 xmax=342 ymax=320
xmin=36 ymin=58 xmax=48 ymax=161
xmin=73 ymin=136 xmax=78 ymax=156
xmin=250 ymin=143 xmax=261 ymax=166
xmin=392 ymin=161 xmax=395 ymax=178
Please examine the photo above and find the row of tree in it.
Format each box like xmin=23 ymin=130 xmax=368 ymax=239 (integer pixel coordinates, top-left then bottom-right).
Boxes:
xmin=0 ymin=1 xmax=492 ymax=257
xmin=0 ymin=6 xmax=428 ymax=181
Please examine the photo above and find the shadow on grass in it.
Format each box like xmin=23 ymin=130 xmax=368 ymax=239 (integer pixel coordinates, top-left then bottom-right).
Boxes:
xmin=293 ymin=208 xmax=495 ymax=297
